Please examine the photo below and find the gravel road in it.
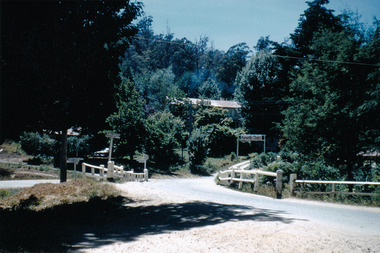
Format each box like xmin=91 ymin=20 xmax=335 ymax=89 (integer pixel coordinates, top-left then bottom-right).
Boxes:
xmin=75 ymin=176 xmax=380 ymax=253
xmin=0 ymin=179 xmax=60 ymax=188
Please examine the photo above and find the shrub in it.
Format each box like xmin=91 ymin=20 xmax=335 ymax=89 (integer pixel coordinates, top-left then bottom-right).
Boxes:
xmin=187 ymin=129 xmax=209 ymax=173
xmin=67 ymin=135 xmax=92 ymax=157
xmin=20 ymin=132 xmax=57 ymax=157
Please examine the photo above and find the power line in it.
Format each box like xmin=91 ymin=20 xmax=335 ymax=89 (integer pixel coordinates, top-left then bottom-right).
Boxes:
xmin=131 ymin=36 xmax=380 ymax=68
xmin=272 ymin=54 xmax=380 ymax=67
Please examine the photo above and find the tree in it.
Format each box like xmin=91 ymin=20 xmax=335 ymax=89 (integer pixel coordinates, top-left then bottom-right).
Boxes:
xmin=254 ymin=36 xmax=276 ymax=52
xmin=198 ymin=77 xmax=221 ymax=99
xmin=106 ymin=80 xmax=145 ymax=161
xmin=280 ymin=26 xmax=379 ymax=181
xmin=234 ymin=50 xmax=283 ymax=135
xmin=356 ymin=21 xmax=380 ymax=152
xmin=134 ymin=67 xmax=176 ymax=114
xmin=192 ymin=104 xmax=243 ymax=157
xmin=143 ymin=111 xmax=185 ymax=167
xmin=187 ymin=129 xmax=209 ymax=173
xmin=290 ymin=0 xmax=342 ymax=56
xmin=216 ymin=43 xmax=250 ymax=98
xmin=1 ymin=1 xmax=142 ymax=182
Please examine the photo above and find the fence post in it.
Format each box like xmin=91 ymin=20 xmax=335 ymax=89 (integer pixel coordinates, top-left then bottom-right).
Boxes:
xmin=91 ymin=166 xmax=95 ymax=176
xmin=230 ymin=170 xmax=235 ymax=185
xmin=276 ymin=170 xmax=283 ymax=199
xmin=120 ymin=166 xmax=124 ymax=177
xmin=238 ymin=172 xmax=244 ymax=189
xmin=107 ymin=161 xmax=114 ymax=181
xmin=254 ymin=173 xmax=259 ymax=192
xmin=331 ymin=183 xmax=336 ymax=200
xmin=82 ymin=163 xmax=86 ymax=175
xmin=100 ymin=165 xmax=104 ymax=177
xmin=144 ymin=168 xmax=148 ymax=181
xmin=289 ymin=174 xmax=297 ymax=196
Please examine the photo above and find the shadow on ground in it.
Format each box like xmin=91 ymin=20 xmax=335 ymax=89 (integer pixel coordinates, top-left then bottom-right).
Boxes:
xmin=0 ymin=198 xmax=305 ymax=252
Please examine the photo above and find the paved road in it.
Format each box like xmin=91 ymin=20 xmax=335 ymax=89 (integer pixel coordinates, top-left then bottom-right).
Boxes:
xmin=125 ymin=176 xmax=380 ymax=237
xmin=0 ymin=179 xmax=60 ymax=189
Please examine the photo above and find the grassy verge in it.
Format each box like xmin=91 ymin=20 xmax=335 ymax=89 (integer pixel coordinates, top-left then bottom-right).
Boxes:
xmin=0 ymin=178 xmax=127 ymax=251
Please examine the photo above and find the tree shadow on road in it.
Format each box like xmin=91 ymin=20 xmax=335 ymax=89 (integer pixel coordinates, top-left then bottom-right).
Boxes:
xmin=0 ymin=199 xmax=306 ymax=252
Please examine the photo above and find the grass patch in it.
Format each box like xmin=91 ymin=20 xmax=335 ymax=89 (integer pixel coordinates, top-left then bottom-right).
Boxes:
xmin=0 ymin=178 xmax=123 ymax=211
xmin=0 ymin=178 xmax=128 ymax=251
xmin=0 ymin=139 xmax=24 ymax=155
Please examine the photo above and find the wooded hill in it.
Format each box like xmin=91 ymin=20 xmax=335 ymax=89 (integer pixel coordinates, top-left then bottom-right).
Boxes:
xmin=1 ymin=0 xmax=379 ymax=183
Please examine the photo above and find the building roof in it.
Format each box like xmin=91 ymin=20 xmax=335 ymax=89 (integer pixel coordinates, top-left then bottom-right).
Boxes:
xmin=188 ymin=98 xmax=241 ymax=109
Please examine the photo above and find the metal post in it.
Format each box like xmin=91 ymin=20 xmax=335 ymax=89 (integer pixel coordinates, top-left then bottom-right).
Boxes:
xmin=236 ymin=136 xmax=239 ymax=161
xmin=263 ymin=135 xmax=266 ymax=154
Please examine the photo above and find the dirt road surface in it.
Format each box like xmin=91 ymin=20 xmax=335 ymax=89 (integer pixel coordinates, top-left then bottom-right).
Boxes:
xmin=75 ymin=177 xmax=380 ymax=253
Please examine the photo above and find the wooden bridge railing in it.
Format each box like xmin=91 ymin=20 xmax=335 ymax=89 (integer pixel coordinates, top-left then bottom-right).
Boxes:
xmin=218 ymin=167 xmax=283 ymax=199
xmin=81 ymin=161 xmax=148 ymax=182
xmin=289 ymin=174 xmax=380 ymax=198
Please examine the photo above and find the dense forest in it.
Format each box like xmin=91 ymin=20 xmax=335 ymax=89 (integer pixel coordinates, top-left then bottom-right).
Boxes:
xmin=1 ymin=0 xmax=379 ymax=184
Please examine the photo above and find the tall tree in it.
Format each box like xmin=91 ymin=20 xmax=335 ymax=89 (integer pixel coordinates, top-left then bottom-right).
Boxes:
xmin=1 ymin=0 xmax=142 ymax=181
xmin=234 ymin=50 xmax=283 ymax=135
xmin=106 ymin=80 xmax=145 ymax=161
xmin=290 ymin=0 xmax=342 ymax=56
xmin=280 ymin=26 xmax=379 ymax=181
xmin=216 ymin=43 xmax=250 ymax=98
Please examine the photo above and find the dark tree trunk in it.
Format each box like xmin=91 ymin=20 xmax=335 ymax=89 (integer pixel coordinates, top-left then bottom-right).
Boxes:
xmin=60 ymin=130 xmax=68 ymax=183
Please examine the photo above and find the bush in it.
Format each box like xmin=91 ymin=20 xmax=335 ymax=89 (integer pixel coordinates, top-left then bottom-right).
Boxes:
xmin=187 ymin=129 xmax=209 ymax=173
xmin=20 ymin=132 xmax=57 ymax=157
xmin=144 ymin=111 xmax=184 ymax=167
xmin=67 ymin=135 xmax=92 ymax=157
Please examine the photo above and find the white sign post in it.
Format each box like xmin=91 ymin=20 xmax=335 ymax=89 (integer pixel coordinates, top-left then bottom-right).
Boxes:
xmin=67 ymin=157 xmax=84 ymax=179
xmin=137 ymin=153 xmax=149 ymax=170
xmin=237 ymin=134 xmax=266 ymax=159
xmin=105 ymin=132 xmax=120 ymax=161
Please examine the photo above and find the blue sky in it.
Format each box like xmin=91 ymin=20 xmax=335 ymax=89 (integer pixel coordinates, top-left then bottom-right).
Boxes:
xmin=139 ymin=0 xmax=379 ymax=51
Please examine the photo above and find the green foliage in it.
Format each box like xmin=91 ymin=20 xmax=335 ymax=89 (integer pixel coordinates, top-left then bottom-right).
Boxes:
xmin=234 ymin=50 xmax=283 ymax=135
xmin=278 ymin=4 xmax=380 ymax=181
xmin=216 ymin=43 xmax=250 ymax=98
xmin=290 ymin=0 xmax=341 ymax=55
xmin=202 ymin=124 xmax=239 ymax=157
xmin=106 ymin=80 xmax=145 ymax=159
xmin=67 ymin=135 xmax=91 ymax=157
xmin=135 ymin=68 xmax=176 ymax=113
xmin=0 ymin=190 xmax=9 ymax=200
xmin=143 ymin=111 xmax=184 ymax=166
xmin=187 ymin=129 xmax=209 ymax=173
xmin=250 ymin=152 xmax=340 ymax=183
xmin=20 ymin=132 xmax=57 ymax=157
xmin=199 ymin=77 xmax=221 ymax=99
xmin=2 ymin=1 xmax=142 ymax=138
xmin=194 ymin=105 xmax=233 ymax=128
xmin=191 ymin=104 xmax=244 ymax=158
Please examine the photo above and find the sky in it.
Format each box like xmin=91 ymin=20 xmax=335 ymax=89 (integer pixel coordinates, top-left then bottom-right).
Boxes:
xmin=139 ymin=0 xmax=380 ymax=51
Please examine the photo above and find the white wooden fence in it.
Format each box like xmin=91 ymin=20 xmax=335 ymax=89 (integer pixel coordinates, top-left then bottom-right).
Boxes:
xmin=289 ymin=174 xmax=380 ymax=198
xmin=81 ymin=161 xmax=148 ymax=182
xmin=218 ymin=162 xmax=284 ymax=199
